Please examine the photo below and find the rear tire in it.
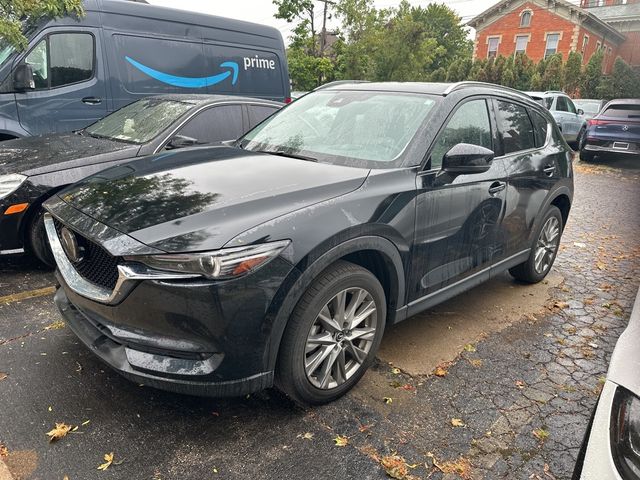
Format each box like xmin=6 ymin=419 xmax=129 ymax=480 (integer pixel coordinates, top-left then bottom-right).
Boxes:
xmin=575 ymin=127 xmax=586 ymax=151
xmin=579 ymin=149 xmax=595 ymax=162
xmin=28 ymin=208 xmax=55 ymax=268
xmin=275 ymin=260 xmax=386 ymax=405
xmin=509 ymin=206 xmax=563 ymax=284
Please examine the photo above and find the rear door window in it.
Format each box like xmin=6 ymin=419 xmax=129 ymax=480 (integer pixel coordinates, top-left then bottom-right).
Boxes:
xmin=177 ymin=105 xmax=244 ymax=143
xmin=495 ymin=100 xmax=536 ymax=154
xmin=429 ymin=99 xmax=493 ymax=169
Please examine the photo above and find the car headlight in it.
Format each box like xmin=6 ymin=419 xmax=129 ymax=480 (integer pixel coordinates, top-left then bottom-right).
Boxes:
xmin=611 ymin=386 xmax=640 ymax=480
xmin=0 ymin=174 xmax=27 ymax=200
xmin=127 ymin=240 xmax=291 ymax=279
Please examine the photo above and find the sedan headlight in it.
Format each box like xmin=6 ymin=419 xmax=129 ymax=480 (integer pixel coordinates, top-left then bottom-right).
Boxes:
xmin=611 ymin=386 xmax=640 ymax=480
xmin=0 ymin=174 xmax=27 ymax=200
xmin=128 ymin=240 xmax=291 ymax=279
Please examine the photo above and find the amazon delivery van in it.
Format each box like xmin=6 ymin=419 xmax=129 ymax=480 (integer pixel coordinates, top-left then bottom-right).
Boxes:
xmin=0 ymin=0 xmax=290 ymax=139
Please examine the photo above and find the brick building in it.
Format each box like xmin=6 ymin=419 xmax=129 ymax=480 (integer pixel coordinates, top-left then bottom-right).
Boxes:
xmin=468 ymin=0 xmax=640 ymax=74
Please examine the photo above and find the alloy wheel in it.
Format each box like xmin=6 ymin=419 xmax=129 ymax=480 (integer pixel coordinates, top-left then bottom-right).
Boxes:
xmin=534 ymin=216 xmax=560 ymax=274
xmin=304 ymin=287 xmax=378 ymax=390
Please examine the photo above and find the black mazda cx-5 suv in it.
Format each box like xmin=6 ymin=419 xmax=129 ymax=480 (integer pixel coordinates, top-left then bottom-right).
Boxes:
xmin=43 ymin=82 xmax=574 ymax=404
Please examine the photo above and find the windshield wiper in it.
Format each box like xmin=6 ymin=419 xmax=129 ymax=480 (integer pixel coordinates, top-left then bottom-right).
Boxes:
xmin=253 ymin=149 xmax=318 ymax=162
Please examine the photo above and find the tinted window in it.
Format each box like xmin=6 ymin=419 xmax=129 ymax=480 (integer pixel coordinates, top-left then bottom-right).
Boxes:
xmin=50 ymin=33 xmax=93 ymax=87
xmin=496 ymin=101 xmax=536 ymax=154
xmin=25 ymin=33 xmax=94 ymax=89
xmin=430 ymin=99 xmax=492 ymax=169
xmin=178 ymin=106 xmax=244 ymax=143
xmin=603 ymin=104 xmax=640 ymax=119
xmin=556 ymin=96 xmax=569 ymax=112
xmin=531 ymin=110 xmax=549 ymax=148
xmin=248 ymin=105 xmax=278 ymax=129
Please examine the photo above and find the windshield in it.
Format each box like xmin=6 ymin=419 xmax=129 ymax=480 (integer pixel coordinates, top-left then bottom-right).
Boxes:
xmin=85 ymin=98 xmax=195 ymax=144
xmin=575 ymin=101 xmax=601 ymax=115
xmin=241 ymin=90 xmax=437 ymax=167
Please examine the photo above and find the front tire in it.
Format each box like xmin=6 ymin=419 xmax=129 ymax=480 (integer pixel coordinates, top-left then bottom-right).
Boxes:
xmin=509 ymin=206 xmax=563 ymax=284
xmin=28 ymin=208 xmax=55 ymax=268
xmin=276 ymin=260 xmax=386 ymax=405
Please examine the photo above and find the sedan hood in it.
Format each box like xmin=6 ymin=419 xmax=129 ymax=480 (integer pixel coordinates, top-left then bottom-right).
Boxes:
xmin=0 ymin=133 xmax=139 ymax=176
xmin=56 ymin=147 xmax=369 ymax=252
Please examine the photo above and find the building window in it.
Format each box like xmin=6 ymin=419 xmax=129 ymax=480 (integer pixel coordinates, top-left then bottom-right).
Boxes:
xmin=582 ymin=35 xmax=589 ymax=52
xmin=487 ymin=37 xmax=500 ymax=58
xmin=596 ymin=41 xmax=602 ymax=51
xmin=515 ymin=35 xmax=529 ymax=54
xmin=608 ymin=46 xmax=612 ymax=55
xmin=520 ymin=10 xmax=532 ymax=27
xmin=545 ymin=33 xmax=560 ymax=58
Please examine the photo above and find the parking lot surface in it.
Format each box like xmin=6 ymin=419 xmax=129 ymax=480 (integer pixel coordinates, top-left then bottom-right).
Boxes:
xmin=1 ymin=158 xmax=638 ymax=480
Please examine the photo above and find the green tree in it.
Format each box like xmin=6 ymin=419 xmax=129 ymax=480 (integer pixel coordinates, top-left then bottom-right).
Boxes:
xmin=563 ymin=51 xmax=583 ymax=96
xmin=542 ymin=54 xmax=563 ymax=91
xmin=530 ymin=71 xmax=544 ymax=90
xmin=583 ymin=50 xmax=605 ymax=98
xmin=0 ymin=0 xmax=83 ymax=50
xmin=610 ymin=57 xmax=639 ymax=99
xmin=513 ymin=53 xmax=534 ymax=91
xmin=501 ymin=57 xmax=516 ymax=88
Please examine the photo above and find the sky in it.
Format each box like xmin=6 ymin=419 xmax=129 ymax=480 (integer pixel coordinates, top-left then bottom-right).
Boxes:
xmin=146 ymin=0 xmax=501 ymax=41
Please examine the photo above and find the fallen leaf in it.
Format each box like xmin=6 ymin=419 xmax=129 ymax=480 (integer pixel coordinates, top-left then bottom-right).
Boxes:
xmin=46 ymin=423 xmax=73 ymax=442
xmin=401 ymin=384 xmax=415 ymax=392
xmin=97 ymin=452 xmax=114 ymax=471
xmin=433 ymin=456 xmax=472 ymax=479
xmin=469 ymin=359 xmax=483 ymax=368
xmin=451 ymin=418 xmax=465 ymax=427
xmin=515 ymin=380 xmax=526 ymax=389
xmin=81 ymin=420 xmax=90 ymax=426
xmin=334 ymin=435 xmax=348 ymax=447
xmin=533 ymin=428 xmax=550 ymax=442
xmin=63 ymin=477 xmax=69 ymax=480
xmin=543 ymin=462 xmax=556 ymax=479
xmin=553 ymin=301 xmax=569 ymax=309
xmin=48 ymin=406 xmax=52 ymax=412
xmin=596 ymin=261 xmax=606 ymax=270
xmin=383 ymin=397 xmax=393 ymax=405
xmin=573 ymin=242 xmax=586 ymax=248
xmin=213 ymin=467 xmax=218 ymax=474
xmin=463 ymin=343 xmax=476 ymax=353
xmin=0 ymin=372 xmax=7 ymax=381
xmin=359 ymin=424 xmax=373 ymax=433
xmin=433 ymin=365 xmax=448 ymax=377
xmin=0 ymin=442 xmax=8 ymax=457
xmin=380 ymin=455 xmax=410 ymax=479
xmin=297 ymin=432 xmax=314 ymax=440
xmin=44 ymin=320 xmax=66 ymax=330
xmin=391 ymin=367 xmax=401 ymax=375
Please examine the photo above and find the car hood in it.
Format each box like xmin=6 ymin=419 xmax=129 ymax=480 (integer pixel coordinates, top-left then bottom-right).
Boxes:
xmin=55 ymin=146 xmax=370 ymax=252
xmin=0 ymin=133 xmax=139 ymax=176
xmin=607 ymin=287 xmax=640 ymax=396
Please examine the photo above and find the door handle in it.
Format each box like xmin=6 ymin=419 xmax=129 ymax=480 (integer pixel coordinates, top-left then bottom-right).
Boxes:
xmin=488 ymin=181 xmax=506 ymax=195
xmin=82 ymin=96 xmax=102 ymax=105
xmin=543 ymin=164 xmax=556 ymax=176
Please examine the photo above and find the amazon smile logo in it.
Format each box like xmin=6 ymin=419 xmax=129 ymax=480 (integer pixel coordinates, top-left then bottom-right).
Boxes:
xmin=125 ymin=56 xmax=239 ymax=88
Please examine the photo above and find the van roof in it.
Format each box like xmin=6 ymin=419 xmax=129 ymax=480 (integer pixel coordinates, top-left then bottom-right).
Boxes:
xmin=89 ymin=0 xmax=284 ymax=41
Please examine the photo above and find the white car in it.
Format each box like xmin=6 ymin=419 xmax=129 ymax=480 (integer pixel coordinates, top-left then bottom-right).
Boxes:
xmin=527 ymin=91 xmax=587 ymax=147
xmin=573 ymin=287 xmax=640 ymax=479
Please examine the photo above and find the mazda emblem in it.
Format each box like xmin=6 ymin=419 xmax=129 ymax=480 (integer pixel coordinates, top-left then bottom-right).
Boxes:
xmin=60 ymin=227 xmax=83 ymax=264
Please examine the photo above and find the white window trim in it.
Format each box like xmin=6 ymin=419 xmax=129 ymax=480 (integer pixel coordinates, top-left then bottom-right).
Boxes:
xmin=582 ymin=34 xmax=589 ymax=52
xmin=486 ymin=35 xmax=501 ymax=58
xmin=514 ymin=34 xmax=530 ymax=54
xmin=519 ymin=9 xmax=533 ymax=27
xmin=544 ymin=32 xmax=562 ymax=58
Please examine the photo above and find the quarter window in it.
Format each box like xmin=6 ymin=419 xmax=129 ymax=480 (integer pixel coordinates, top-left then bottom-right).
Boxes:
xmin=177 ymin=105 xmax=244 ymax=144
xmin=545 ymin=34 xmax=560 ymax=58
xmin=487 ymin=37 xmax=500 ymax=58
xmin=429 ymin=99 xmax=493 ymax=170
xmin=495 ymin=101 xmax=536 ymax=154
xmin=24 ymin=33 xmax=94 ymax=90
xmin=520 ymin=11 xmax=532 ymax=27
xmin=530 ymin=110 xmax=549 ymax=148
xmin=515 ymin=35 xmax=529 ymax=54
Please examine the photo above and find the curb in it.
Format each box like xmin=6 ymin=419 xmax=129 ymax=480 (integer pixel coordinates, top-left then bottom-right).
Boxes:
xmin=0 ymin=457 xmax=13 ymax=480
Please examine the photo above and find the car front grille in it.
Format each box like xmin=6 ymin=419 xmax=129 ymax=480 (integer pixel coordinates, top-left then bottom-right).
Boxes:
xmin=53 ymin=219 xmax=121 ymax=291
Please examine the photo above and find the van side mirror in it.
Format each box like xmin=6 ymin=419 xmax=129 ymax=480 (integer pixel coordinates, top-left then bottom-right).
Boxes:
xmin=442 ymin=143 xmax=494 ymax=174
xmin=14 ymin=64 xmax=35 ymax=91
xmin=166 ymin=134 xmax=199 ymax=150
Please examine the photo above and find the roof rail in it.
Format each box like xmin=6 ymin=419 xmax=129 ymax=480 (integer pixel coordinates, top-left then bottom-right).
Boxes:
xmin=313 ymin=80 xmax=371 ymax=91
xmin=444 ymin=81 xmax=532 ymax=101
xmin=543 ymin=90 xmax=566 ymax=95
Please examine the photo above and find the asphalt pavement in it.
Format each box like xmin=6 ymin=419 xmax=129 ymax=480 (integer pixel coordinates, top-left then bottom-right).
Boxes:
xmin=1 ymin=157 xmax=638 ymax=480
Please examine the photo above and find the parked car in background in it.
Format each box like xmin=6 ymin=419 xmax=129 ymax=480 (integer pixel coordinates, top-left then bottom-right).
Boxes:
xmin=0 ymin=0 xmax=290 ymax=140
xmin=573 ymin=288 xmax=640 ymax=480
xmin=43 ymin=81 xmax=573 ymax=405
xmin=574 ymin=99 xmax=607 ymax=122
xmin=527 ymin=91 xmax=587 ymax=147
xmin=0 ymin=95 xmax=281 ymax=265
xmin=580 ymin=99 xmax=640 ymax=162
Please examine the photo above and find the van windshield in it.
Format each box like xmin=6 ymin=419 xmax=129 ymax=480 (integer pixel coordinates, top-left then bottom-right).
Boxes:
xmin=240 ymin=90 xmax=437 ymax=168
xmin=84 ymin=98 xmax=195 ymax=144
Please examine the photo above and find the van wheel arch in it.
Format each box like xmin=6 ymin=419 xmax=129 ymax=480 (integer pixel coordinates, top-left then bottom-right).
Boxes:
xmin=265 ymin=236 xmax=406 ymax=372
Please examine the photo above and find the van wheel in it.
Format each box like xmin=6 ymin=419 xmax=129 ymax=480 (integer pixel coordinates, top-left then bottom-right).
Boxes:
xmin=276 ymin=260 xmax=386 ymax=405
xmin=509 ymin=206 xmax=563 ymax=284
xmin=28 ymin=208 xmax=55 ymax=268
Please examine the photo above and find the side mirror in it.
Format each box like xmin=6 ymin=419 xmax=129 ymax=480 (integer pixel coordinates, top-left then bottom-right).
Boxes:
xmin=577 ymin=108 xmax=584 ymax=116
xmin=14 ymin=63 xmax=35 ymax=91
xmin=166 ymin=134 xmax=199 ymax=150
xmin=442 ymin=143 xmax=494 ymax=174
